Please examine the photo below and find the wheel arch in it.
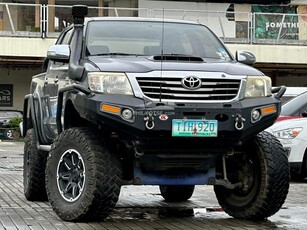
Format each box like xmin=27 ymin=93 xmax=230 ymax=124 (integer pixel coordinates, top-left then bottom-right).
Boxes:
xmin=22 ymin=95 xmax=34 ymax=137
xmin=63 ymin=99 xmax=90 ymax=130
xmin=300 ymin=148 xmax=307 ymax=176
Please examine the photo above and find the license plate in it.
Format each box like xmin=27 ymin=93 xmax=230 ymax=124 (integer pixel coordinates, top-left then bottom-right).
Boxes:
xmin=172 ymin=119 xmax=218 ymax=137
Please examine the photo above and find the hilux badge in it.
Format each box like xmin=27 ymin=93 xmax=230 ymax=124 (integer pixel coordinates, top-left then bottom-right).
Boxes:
xmin=159 ymin=114 xmax=168 ymax=121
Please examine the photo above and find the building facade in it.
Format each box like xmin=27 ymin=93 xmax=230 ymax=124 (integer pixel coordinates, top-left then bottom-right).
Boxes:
xmin=0 ymin=0 xmax=306 ymax=109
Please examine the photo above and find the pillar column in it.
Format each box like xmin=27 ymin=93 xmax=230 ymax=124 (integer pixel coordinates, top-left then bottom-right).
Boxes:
xmin=48 ymin=0 xmax=55 ymax=32
xmin=98 ymin=0 xmax=104 ymax=17
xmin=35 ymin=0 xmax=40 ymax=30
xmin=0 ymin=0 xmax=3 ymax=30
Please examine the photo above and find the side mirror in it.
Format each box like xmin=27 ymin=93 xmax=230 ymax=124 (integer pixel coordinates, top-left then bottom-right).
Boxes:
xmin=236 ymin=50 xmax=256 ymax=65
xmin=47 ymin=44 xmax=70 ymax=63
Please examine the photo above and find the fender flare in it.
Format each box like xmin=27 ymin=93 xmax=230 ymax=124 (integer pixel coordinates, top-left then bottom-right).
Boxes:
xmin=56 ymin=84 xmax=94 ymax=134
xmin=23 ymin=94 xmax=51 ymax=151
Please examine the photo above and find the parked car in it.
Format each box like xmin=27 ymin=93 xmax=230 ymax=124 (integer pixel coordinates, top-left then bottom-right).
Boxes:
xmin=281 ymin=87 xmax=307 ymax=104
xmin=266 ymin=118 xmax=307 ymax=180
xmin=0 ymin=110 xmax=23 ymax=139
xmin=277 ymin=91 xmax=307 ymax=122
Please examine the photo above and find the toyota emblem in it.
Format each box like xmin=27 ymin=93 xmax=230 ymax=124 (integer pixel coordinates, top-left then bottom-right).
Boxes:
xmin=181 ymin=76 xmax=202 ymax=90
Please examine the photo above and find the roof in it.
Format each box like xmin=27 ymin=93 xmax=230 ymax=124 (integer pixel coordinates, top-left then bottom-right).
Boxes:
xmin=84 ymin=17 xmax=200 ymax=25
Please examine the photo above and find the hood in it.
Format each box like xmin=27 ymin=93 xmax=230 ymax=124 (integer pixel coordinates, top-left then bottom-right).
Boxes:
xmin=267 ymin=118 xmax=307 ymax=132
xmin=85 ymin=56 xmax=263 ymax=75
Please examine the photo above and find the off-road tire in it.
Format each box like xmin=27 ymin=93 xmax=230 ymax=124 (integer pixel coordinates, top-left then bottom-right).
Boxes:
xmin=23 ymin=129 xmax=48 ymax=201
xmin=160 ymin=185 xmax=195 ymax=202
xmin=214 ymin=131 xmax=290 ymax=220
xmin=45 ymin=127 xmax=122 ymax=222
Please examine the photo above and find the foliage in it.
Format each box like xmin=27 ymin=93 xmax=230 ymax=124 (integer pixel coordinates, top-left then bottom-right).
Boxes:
xmin=9 ymin=116 xmax=22 ymax=130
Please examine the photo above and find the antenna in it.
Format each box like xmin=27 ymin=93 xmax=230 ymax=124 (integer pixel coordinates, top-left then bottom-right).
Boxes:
xmin=159 ymin=9 xmax=165 ymax=103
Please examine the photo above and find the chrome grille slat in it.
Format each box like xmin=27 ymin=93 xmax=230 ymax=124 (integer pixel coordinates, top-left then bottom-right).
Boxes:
xmin=136 ymin=77 xmax=241 ymax=101
xmin=137 ymin=80 xmax=240 ymax=85
xmin=137 ymin=80 xmax=183 ymax=85
xmin=144 ymin=92 xmax=237 ymax=97
xmin=140 ymin=86 xmax=239 ymax=92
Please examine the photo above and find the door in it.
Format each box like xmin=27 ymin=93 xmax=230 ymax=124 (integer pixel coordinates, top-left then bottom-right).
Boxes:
xmin=40 ymin=27 xmax=74 ymax=143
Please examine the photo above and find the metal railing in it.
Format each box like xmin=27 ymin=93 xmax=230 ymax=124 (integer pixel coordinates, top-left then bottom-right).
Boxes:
xmin=0 ymin=2 xmax=306 ymax=45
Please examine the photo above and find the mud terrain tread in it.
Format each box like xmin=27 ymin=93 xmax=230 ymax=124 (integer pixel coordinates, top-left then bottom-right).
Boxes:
xmin=45 ymin=127 xmax=122 ymax=221
xmin=23 ymin=129 xmax=48 ymax=201
xmin=215 ymin=131 xmax=290 ymax=220
xmin=257 ymin=132 xmax=289 ymax=217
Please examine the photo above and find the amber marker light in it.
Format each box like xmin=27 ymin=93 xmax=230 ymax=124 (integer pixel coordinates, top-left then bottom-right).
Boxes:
xmin=261 ymin=105 xmax=276 ymax=116
xmin=101 ymin=104 xmax=121 ymax=114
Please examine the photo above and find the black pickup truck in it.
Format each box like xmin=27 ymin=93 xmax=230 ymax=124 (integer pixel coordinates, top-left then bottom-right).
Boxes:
xmin=22 ymin=5 xmax=289 ymax=222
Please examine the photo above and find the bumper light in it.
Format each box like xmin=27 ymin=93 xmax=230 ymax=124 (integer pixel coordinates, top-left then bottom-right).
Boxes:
xmin=251 ymin=109 xmax=260 ymax=122
xmin=122 ymin=109 xmax=134 ymax=121
xmin=101 ymin=104 xmax=121 ymax=114
xmin=251 ymin=105 xmax=277 ymax=123
xmin=261 ymin=105 xmax=276 ymax=116
xmin=101 ymin=104 xmax=135 ymax=122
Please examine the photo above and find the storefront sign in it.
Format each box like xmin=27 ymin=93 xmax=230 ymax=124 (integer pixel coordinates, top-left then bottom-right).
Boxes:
xmin=0 ymin=84 xmax=13 ymax=107
xmin=253 ymin=5 xmax=299 ymax=40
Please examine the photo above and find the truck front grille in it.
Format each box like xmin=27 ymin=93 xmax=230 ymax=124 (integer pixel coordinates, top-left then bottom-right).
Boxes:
xmin=136 ymin=77 xmax=241 ymax=101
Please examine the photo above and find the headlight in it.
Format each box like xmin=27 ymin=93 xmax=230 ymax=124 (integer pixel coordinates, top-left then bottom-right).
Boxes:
xmin=273 ymin=127 xmax=303 ymax=139
xmin=88 ymin=72 xmax=133 ymax=95
xmin=244 ymin=76 xmax=271 ymax=98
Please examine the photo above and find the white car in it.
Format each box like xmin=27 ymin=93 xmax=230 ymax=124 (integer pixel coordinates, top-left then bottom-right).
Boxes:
xmin=266 ymin=118 xmax=307 ymax=179
xmin=282 ymin=87 xmax=307 ymax=103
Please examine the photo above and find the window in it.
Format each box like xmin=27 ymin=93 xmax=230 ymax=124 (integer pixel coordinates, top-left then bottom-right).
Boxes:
xmin=60 ymin=28 xmax=73 ymax=45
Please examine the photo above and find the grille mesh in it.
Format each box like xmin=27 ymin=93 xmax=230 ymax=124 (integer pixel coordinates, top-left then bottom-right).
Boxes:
xmin=136 ymin=77 xmax=241 ymax=101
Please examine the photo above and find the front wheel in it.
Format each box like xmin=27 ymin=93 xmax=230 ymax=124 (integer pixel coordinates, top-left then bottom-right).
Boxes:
xmin=214 ymin=131 xmax=290 ymax=220
xmin=160 ymin=185 xmax=195 ymax=202
xmin=45 ymin=128 xmax=122 ymax=222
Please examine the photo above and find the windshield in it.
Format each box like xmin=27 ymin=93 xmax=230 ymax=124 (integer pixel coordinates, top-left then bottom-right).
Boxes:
xmin=85 ymin=20 xmax=232 ymax=60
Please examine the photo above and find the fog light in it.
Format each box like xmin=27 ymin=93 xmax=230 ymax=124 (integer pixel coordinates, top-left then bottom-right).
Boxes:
xmin=122 ymin=109 xmax=133 ymax=121
xmin=251 ymin=109 xmax=261 ymax=122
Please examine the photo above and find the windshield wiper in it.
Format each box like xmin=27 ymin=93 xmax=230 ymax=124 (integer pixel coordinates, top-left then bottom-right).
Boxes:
xmin=95 ymin=53 xmax=141 ymax=56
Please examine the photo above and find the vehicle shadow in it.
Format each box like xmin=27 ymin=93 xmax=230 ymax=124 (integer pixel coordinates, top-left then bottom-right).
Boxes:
xmin=106 ymin=207 xmax=282 ymax=229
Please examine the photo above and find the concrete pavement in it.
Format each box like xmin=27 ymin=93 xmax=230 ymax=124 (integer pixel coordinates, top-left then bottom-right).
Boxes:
xmin=1 ymin=141 xmax=307 ymax=230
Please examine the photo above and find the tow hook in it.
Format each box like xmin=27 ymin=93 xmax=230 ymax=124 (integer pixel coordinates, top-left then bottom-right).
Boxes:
xmin=144 ymin=115 xmax=155 ymax=129
xmin=234 ymin=114 xmax=246 ymax=131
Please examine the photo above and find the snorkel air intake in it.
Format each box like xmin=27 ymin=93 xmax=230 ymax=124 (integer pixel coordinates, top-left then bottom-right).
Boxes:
xmin=69 ymin=5 xmax=88 ymax=81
